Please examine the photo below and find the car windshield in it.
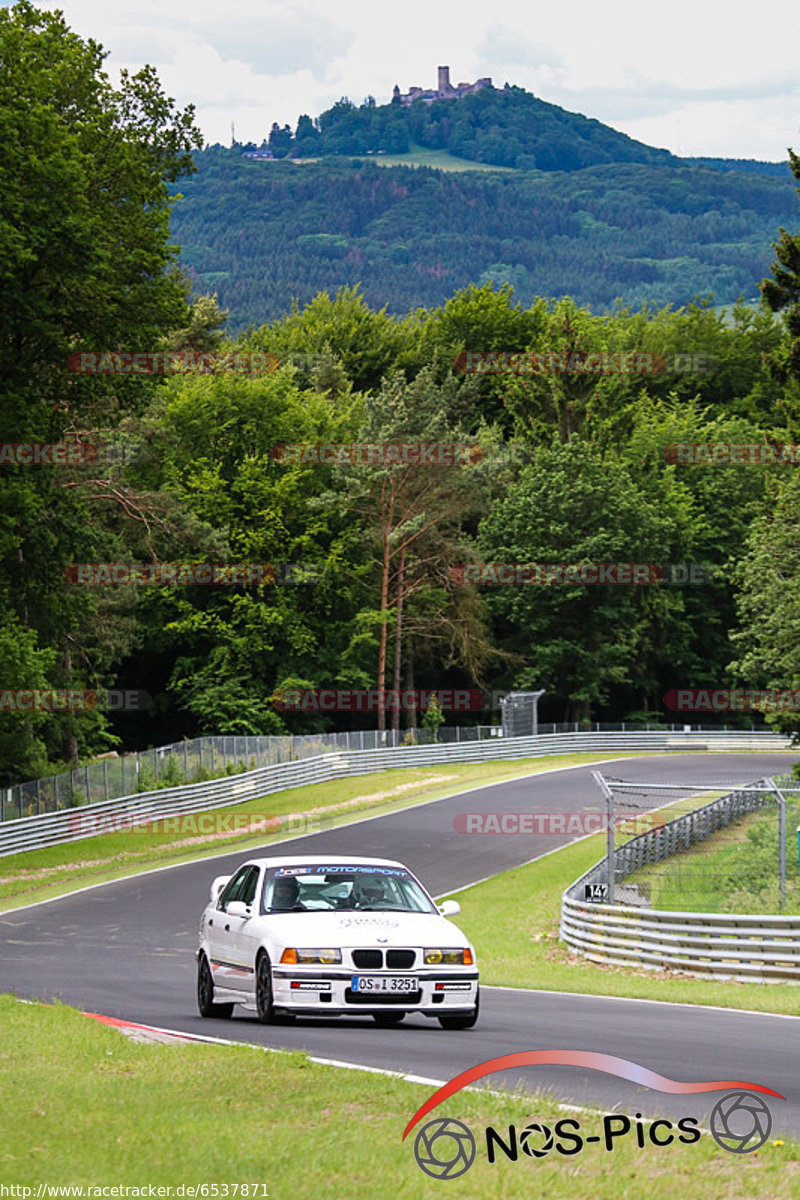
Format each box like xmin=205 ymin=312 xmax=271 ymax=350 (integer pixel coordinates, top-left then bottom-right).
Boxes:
xmin=261 ymin=864 xmax=437 ymax=914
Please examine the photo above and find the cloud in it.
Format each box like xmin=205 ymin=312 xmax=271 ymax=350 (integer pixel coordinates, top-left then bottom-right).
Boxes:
xmin=478 ymin=22 xmax=564 ymax=70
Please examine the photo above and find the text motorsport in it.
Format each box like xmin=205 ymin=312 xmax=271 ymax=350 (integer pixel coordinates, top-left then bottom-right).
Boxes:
xmin=403 ymin=1051 xmax=784 ymax=1180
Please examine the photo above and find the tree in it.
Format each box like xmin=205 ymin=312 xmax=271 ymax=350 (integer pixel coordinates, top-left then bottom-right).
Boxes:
xmin=729 ymin=471 xmax=800 ymax=738
xmin=0 ymin=1 xmax=202 ymax=770
xmin=476 ymin=440 xmax=677 ymax=722
xmin=313 ymin=367 xmax=491 ymax=733
xmin=761 ymin=149 xmax=800 ymax=382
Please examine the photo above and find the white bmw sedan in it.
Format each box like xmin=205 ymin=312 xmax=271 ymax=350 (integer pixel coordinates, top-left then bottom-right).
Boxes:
xmin=196 ymin=854 xmax=479 ymax=1028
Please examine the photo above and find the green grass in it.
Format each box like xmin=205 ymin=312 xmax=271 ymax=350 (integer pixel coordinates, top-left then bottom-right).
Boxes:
xmin=624 ymin=803 xmax=800 ymax=915
xmin=0 ymin=996 xmax=796 ymax=1194
xmin=445 ymin=828 xmax=800 ymax=1016
xmin=352 ymin=144 xmax=518 ymax=172
xmin=0 ymin=753 xmax=649 ymax=913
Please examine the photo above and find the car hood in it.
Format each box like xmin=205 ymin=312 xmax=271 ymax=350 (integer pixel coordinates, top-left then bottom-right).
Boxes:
xmin=261 ymin=910 xmax=470 ymax=947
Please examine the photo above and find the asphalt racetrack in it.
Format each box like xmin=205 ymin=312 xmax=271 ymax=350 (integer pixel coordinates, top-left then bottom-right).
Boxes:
xmin=2 ymin=753 xmax=798 ymax=1136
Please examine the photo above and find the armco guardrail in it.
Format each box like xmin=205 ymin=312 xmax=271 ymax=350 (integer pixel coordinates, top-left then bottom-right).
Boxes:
xmin=560 ymin=901 xmax=800 ymax=983
xmin=560 ymin=773 xmax=800 ymax=982
xmin=0 ymin=729 xmax=792 ymax=859
xmin=3 ymin=721 xmax=781 ymax=822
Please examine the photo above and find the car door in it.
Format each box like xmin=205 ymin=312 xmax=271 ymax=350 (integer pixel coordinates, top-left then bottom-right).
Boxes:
xmin=231 ymin=864 xmax=263 ymax=987
xmin=208 ymin=865 xmax=257 ymax=993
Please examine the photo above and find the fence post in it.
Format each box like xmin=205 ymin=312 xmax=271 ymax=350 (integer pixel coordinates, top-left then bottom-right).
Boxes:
xmin=184 ymin=741 xmax=189 ymax=780
xmin=122 ymin=754 xmax=126 ymax=796
xmin=103 ymin=761 xmax=109 ymax=801
xmin=767 ymin=777 xmax=787 ymax=911
xmin=85 ymin=765 xmax=90 ymax=803
xmin=592 ymin=771 xmax=615 ymax=902
xmin=36 ymin=778 xmax=42 ymax=816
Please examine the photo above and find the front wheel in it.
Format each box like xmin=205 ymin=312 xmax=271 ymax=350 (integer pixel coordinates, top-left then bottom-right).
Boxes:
xmin=255 ymin=951 xmax=276 ymax=1024
xmin=437 ymin=988 xmax=480 ymax=1030
xmin=197 ymin=953 xmax=234 ymax=1019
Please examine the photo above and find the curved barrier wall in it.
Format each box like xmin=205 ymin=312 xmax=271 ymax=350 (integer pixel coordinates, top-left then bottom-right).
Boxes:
xmin=0 ymin=729 xmax=791 ymax=859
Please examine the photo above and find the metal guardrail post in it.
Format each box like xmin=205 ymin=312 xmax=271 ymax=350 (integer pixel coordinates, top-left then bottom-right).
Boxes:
xmin=767 ymin=777 xmax=787 ymax=911
xmin=592 ymin=770 xmax=615 ymax=901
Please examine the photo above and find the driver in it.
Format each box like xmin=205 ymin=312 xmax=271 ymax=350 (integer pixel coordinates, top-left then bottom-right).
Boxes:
xmin=271 ymin=874 xmax=303 ymax=911
xmin=352 ymin=874 xmax=390 ymax=908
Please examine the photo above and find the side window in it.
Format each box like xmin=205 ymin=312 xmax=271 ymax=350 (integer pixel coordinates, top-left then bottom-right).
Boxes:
xmin=240 ymin=867 xmax=259 ymax=908
xmin=218 ymin=867 xmax=251 ymax=911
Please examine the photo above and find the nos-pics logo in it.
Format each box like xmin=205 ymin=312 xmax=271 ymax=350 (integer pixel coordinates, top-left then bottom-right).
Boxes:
xmin=403 ymin=1050 xmax=784 ymax=1180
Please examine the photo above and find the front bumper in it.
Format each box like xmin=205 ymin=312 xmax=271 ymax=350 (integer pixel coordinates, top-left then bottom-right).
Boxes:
xmin=271 ymin=967 xmax=479 ymax=1013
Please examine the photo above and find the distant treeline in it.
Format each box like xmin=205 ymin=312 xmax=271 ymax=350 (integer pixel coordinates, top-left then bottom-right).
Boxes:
xmin=171 ymin=149 xmax=796 ymax=330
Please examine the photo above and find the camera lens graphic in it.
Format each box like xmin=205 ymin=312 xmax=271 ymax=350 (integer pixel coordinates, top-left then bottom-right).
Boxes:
xmin=413 ymin=1117 xmax=476 ymax=1179
xmin=520 ymin=1122 xmax=554 ymax=1157
xmin=709 ymin=1091 xmax=772 ymax=1154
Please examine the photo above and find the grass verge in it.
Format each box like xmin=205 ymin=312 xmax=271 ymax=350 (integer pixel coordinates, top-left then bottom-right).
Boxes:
xmin=0 ymin=753 xmax=650 ymax=913
xmin=0 ymin=996 xmax=796 ymax=1195
xmin=624 ymin=802 xmax=800 ymax=915
xmin=445 ymin=827 xmax=800 ymax=1016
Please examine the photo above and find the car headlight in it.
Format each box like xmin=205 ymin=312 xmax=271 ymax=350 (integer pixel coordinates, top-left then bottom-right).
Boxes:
xmin=280 ymin=947 xmax=342 ymax=964
xmin=424 ymin=947 xmax=474 ymax=965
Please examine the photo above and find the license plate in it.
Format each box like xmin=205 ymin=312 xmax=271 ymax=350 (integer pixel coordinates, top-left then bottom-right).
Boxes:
xmin=351 ymin=975 xmax=418 ymax=993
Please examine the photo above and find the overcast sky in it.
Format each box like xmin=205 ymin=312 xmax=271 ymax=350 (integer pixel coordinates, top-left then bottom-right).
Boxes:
xmin=41 ymin=0 xmax=800 ymax=159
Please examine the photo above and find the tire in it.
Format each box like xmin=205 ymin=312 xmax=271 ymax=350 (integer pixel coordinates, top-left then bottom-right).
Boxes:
xmin=255 ymin=951 xmax=276 ymax=1024
xmin=437 ymin=987 xmax=480 ymax=1030
xmin=372 ymin=1011 xmax=405 ymax=1026
xmin=197 ymin=953 xmax=234 ymax=1019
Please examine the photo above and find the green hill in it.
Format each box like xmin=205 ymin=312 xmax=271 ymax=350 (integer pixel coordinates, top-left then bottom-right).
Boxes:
xmin=172 ymin=149 xmax=796 ymax=329
xmin=266 ymin=84 xmax=678 ymax=172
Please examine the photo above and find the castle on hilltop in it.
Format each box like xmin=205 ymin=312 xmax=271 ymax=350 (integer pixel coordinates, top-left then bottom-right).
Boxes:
xmin=392 ymin=66 xmax=492 ymax=107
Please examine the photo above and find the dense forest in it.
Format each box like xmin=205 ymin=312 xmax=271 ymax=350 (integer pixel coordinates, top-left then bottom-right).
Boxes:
xmin=171 ymin=150 xmax=797 ymax=327
xmin=3 ymin=3 xmax=800 ymax=789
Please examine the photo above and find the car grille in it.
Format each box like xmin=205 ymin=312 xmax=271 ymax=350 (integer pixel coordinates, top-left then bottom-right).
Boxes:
xmin=345 ymin=988 xmax=422 ymax=1006
xmin=352 ymin=949 xmax=383 ymax=969
xmin=386 ymin=949 xmax=416 ymax=969
xmin=351 ymin=949 xmax=417 ymax=969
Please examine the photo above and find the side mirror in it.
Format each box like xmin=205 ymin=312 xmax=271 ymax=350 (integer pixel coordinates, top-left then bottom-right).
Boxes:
xmin=210 ymin=875 xmax=231 ymax=903
xmin=226 ymin=900 xmax=252 ymax=919
xmin=438 ymin=899 xmax=461 ymax=916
